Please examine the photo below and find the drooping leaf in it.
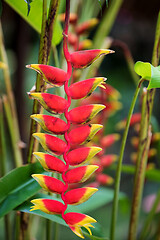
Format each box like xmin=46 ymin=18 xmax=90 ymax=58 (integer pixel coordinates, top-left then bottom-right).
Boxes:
xmin=134 ymin=61 xmax=160 ymax=89
xmin=4 ymin=0 xmax=62 ymax=45
xmin=0 ymin=162 xmax=44 ymax=218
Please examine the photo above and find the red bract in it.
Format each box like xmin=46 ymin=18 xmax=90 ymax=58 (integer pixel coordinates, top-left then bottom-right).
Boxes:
xmin=75 ymin=18 xmax=99 ymax=35
xmin=69 ymin=77 xmax=106 ymax=99
xmin=69 ymin=104 xmax=105 ymax=124
xmin=30 ymin=93 xmax=68 ymax=114
xmin=67 ymin=146 xmax=102 ymax=166
xmin=70 ymin=49 xmax=114 ymax=68
xmin=31 ymin=199 xmax=64 ymax=215
xmin=33 ymin=133 xmax=67 ymax=155
xmin=68 ymin=124 xmax=103 ymax=145
xmin=33 ymin=152 xmax=66 ymax=173
xmin=26 ymin=64 xmax=67 ymax=87
xmin=32 ymin=174 xmax=65 ymax=194
xmin=31 ymin=114 xmax=68 ymax=135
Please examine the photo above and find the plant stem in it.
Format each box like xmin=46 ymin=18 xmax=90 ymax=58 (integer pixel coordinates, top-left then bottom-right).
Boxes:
xmin=27 ymin=0 xmax=60 ymax=164
xmin=128 ymin=12 xmax=160 ymax=239
xmin=110 ymin=82 xmax=141 ymax=240
xmin=139 ymin=190 xmax=160 ymax=240
xmin=0 ymin=22 xmax=23 ymax=167
xmin=3 ymin=95 xmax=22 ymax=167
xmin=46 ymin=219 xmax=52 ymax=240
xmin=0 ymin=98 xmax=12 ymax=240
xmin=128 ymin=88 xmax=152 ymax=240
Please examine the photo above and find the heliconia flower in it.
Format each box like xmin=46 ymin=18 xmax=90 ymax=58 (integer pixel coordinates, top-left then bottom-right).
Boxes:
xmin=68 ymin=124 xmax=103 ymax=145
xmin=100 ymin=133 xmax=120 ymax=148
xmin=26 ymin=64 xmax=67 ymax=87
xmin=152 ymin=132 xmax=160 ymax=142
xmin=101 ymin=154 xmax=118 ymax=167
xmin=75 ymin=18 xmax=99 ymax=35
xmin=32 ymin=174 xmax=65 ymax=194
xmin=70 ymin=49 xmax=114 ymax=69
xmin=105 ymin=101 xmax=122 ymax=115
xmin=33 ymin=133 xmax=67 ymax=155
xmin=64 ymin=187 xmax=98 ymax=205
xmin=131 ymin=137 xmax=139 ymax=149
xmin=65 ymin=165 xmax=99 ymax=184
xmin=58 ymin=12 xmax=78 ymax=24
xmin=116 ymin=113 xmax=141 ymax=130
xmin=68 ymin=77 xmax=106 ymax=99
xmin=68 ymin=33 xmax=78 ymax=47
xmin=96 ymin=173 xmax=114 ymax=185
xmin=31 ymin=114 xmax=68 ymax=135
xmin=63 ymin=212 xmax=96 ymax=238
xmin=131 ymin=149 xmax=157 ymax=163
xmin=67 ymin=146 xmax=102 ymax=166
xmin=33 ymin=152 xmax=66 ymax=173
xmin=69 ymin=104 xmax=106 ymax=124
xmin=103 ymin=83 xmax=121 ymax=100
xmin=31 ymin=199 xmax=64 ymax=215
xmin=78 ymin=39 xmax=92 ymax=51
xmin=29 ymin=93 xmax=68 ymax=114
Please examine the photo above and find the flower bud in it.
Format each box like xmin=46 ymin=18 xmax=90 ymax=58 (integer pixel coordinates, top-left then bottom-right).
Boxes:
xmin=29 ymin=93 xmax=68 ymax=114
xmin=69 ymin=77 xmax=106 ymax=99
xmin=33 ymin=133 xmax=67 ymax=155
xmin=75 ymin=18 xmax=99 ymax=35
xmin=100 ymin=133 xmax=120 ymax=148
xmin=101 ymin=154 xmax=118 ymax=167
xmin=96 ymin=174 xmax=114 ymax=185
xmin=31 ymin=114 xmax=68 ymax=135
xmin=70 ymin=49 xmax=114 ymax=69
xmin=26 ymin=64 xmax=67 ymax=87
xmin=69 ymin=104 xmax=105 ymax=124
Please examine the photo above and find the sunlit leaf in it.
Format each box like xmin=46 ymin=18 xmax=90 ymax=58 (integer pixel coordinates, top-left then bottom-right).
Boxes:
xmin=4 ymin=0 xmax=62 ymax=45
xmin=134 ymin=61 xmax=160 ymax=89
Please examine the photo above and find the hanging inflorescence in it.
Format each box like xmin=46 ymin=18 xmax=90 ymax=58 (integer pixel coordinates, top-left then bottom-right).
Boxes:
xmin=27 ymin=0 xmax=114 ymax=238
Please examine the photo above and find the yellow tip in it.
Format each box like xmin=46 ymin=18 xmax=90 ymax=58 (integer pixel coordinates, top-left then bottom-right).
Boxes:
xmin=81 ymin=165 xmax=99 ymax=182
xmin=26 ymin=64 xmax=41 ymax=74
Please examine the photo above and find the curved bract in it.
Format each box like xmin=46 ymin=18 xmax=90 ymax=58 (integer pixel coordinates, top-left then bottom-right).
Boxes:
xmin=27 ymin=0 xmax=113 ymax=238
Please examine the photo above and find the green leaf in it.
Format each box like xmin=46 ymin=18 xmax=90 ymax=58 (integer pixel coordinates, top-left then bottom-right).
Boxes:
xmin=4 ymin=0 xmax=62 ymax=45
xmin=0 ymin=162 xmax=44 ymax=218
xmin=134 ymin=61 xmax=160 ymax=89
xmin=134 ymin=61 xmax=151 ymax=81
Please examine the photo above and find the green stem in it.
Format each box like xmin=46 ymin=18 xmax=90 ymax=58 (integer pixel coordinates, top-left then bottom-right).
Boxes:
xmin=0 ymin=22 xmax=23 ymax=167
xmin=128 ymin=88 xmax=152 ymax=240
xmin=0 ymin=99 xmax=11 ymax=240
xmin=139 ymin=190 xmax=160 ymax=240
xmin=27 ymin=0 xmax=60 ymax=164
xmin=93 ymin=0 xmax=123 ymax=48
xmin=110 ymin=82 xmax=141 ymax=240
xmin=3 ymin=95 xmax=22 ymax=167
xmin=46 ymin=219 xmax=52 ymax=240
xmin=53 ymin=222 xmax=59 ymax=240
